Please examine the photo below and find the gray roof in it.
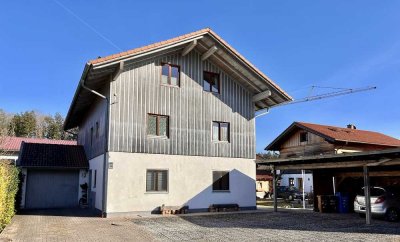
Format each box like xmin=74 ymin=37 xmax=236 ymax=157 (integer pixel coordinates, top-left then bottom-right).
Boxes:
xmin=18 ymin=142 xmax=89 ymax=169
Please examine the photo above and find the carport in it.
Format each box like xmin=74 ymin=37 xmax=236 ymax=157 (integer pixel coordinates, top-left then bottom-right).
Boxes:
xmin=257 ymin=148 xmax=400 ymax=224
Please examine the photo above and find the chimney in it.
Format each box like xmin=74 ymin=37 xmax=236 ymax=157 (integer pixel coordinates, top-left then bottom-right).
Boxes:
xmin=347 ymin=124 xmax=356 ymax=130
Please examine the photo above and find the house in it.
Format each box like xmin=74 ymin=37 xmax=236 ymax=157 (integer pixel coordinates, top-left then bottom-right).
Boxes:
xmin=265 ymin=122 xmax=400 ymax=193
xmin=0 ymin=136 xmax=76 ymax=161
xmin=63 ymin=28 xmax=292 ymax=216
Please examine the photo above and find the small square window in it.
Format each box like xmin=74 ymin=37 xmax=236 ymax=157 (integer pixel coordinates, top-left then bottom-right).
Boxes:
xmin=213 ymin=171 xmax=229 ymax=191
xmin=300 ymin=132 xmax=308 ymax=142
xmin=146 ymin=170 xmax=168 ymax=192
xmin=203 ymin=71 xmax=220 ymax=93
xmin=212 ymin=121 xmax=230 ymax=142
xmin=161 ymin=63 xmax=180 ymax=87
xmin=147 ymin=114 xmax=169 ymax=137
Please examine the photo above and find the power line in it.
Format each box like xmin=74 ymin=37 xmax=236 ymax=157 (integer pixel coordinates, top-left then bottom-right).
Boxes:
xmin=52 ymin=0 xmax=122 ymax=51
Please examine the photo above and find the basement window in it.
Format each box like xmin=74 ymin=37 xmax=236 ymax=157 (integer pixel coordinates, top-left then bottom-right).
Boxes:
xmin=161 ymin=63 xmax=180 ymax=87
xmin=203 ymin=71 xmax=220 ymax=93
xmin=213 ymin=171 xmax=230 ymax=191
xmin=146 ymin=170 xmax=168 ymax=192
xmin=300 ymin=132 xmax=308 ymax=143
xmin=147 ymin=114 xmax=169 ymax=138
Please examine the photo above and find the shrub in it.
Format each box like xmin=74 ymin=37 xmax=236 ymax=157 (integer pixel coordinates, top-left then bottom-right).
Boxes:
xmin=0 ymin=161 xmax=19 ymax=232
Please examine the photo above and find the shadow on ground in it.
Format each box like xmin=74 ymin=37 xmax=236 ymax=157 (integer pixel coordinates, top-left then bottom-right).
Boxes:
xmin=18 ymin=208 xmax=101 ymax=217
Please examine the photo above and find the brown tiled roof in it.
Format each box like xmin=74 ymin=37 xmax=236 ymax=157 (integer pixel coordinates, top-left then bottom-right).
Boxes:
xmin=266 ymin=122 xmax=400 ymax=151
xmin=0 ymin=136 xmax=77 ymax=152
xmin=18 ymin=142 xmax=88 ymax=169
xmin=296 ymin=122 xmax=400 ymax=147
xmin=89 ymin=28 xmax=291 ymax=100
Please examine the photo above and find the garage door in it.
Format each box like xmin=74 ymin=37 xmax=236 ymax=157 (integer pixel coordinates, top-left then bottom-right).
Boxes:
xmin=25 ymin=170 xmax=79 ymax=209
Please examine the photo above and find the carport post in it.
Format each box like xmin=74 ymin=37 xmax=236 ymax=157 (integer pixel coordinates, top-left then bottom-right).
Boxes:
xmin=363 ymin=165 xmax=371 ymax=225
xmin=272 ymin=167 xmax=278 ymax=212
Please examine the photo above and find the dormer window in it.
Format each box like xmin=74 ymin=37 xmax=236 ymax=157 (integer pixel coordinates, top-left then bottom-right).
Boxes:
xmin=161 ymin=63 xmax=180 ymax=87
xmin=300 ymin=132 xmax=308 ymax=143
xmin=203 ymin=71 xmax=220 ymax=93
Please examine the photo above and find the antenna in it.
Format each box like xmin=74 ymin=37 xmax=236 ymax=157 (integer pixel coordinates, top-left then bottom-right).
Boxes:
xmin=255 ymin=86 xmax=377 ymax=118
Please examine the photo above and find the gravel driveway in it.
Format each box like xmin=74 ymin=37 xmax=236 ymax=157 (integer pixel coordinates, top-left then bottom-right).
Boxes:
xmin=1 ymin=208 xmax=399 ymax=241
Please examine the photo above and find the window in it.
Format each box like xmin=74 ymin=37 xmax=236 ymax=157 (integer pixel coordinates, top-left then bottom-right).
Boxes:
xmin=161 ymin=63 xmax=180 ymax=86
xmin=212 ymin=121 xmax=230 ymax=142
xmin=93 ymin=170 xmax=97 ymax=188
xmin=289 ymin=178 xmax=294 ymax=187
xmin=147 ymin=114 xmax=169 ymax=137
xmin=203 ymin=71 xmax=220 ymax=93
xmin=213 ymin=171 xmax=230 ymax=191
xmin=300 ymin=132 xmax=308 ymax=142
xmin=146 ymin=170 xmax=168 ymax=192
xmin=95 ymin=122 xmax=99 ymax=139
xmin=90 ymin=127 xmax=94 ymax=147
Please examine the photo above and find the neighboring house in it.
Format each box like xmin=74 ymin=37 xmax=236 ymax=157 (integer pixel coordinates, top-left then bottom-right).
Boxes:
xmin=63 ymin=28 xmax=292 ymax=216
xmin=0 ymin=136 xmax=76 ymax=161
xmin=265 ymin=122 xmax=400 ymax=193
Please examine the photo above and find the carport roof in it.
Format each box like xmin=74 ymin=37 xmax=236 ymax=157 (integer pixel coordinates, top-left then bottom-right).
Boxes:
xmin=18 ymin=142 xmax=88 ymax=169
xmin=257 ymin=148 xmax=400 ymax=170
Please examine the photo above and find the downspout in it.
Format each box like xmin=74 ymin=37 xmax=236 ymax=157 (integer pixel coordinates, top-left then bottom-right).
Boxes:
xmin=80 ymin=64 xmax=110 ymax=218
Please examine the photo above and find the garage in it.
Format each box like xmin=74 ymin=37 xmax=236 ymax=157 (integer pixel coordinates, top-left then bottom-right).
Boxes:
xmin=17 ymin=142 xmax=89 ymax=209
xmin=25 ymin=170 xmax=80 ymax=209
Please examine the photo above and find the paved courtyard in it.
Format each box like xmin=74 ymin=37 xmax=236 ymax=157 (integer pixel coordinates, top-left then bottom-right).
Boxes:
xmin=1 ymin=208 xmax=400 ymax=241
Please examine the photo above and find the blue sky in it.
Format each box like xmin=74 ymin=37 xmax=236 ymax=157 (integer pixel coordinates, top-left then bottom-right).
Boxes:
xmin=0 ymin=1 xmax=399 ymax=152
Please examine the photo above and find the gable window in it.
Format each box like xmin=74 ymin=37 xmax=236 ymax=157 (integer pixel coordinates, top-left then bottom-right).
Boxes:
xmin=213 ymin=171 xmax=230 ymax=191
xmin=95 ymin=121 xmax=99 ymax=139
xmin=300 ymin=132 xmax=308 ymax=142
xmin=203 ymin=71 xmax=220 ymax=93
xmin=148 ymin=114 xmax=169 ymax=137
xmin=90 ymin=127 xmax=94 ymax=147
xmin=161 ymin=63 xmax=180 ymax=86
xmin=146 ymin=170 xmax=168 ymax=192
xmin=93 ymin=170 xmax=97 ymax=188
xmin=212 ymin=121 xmax=230 ymax=142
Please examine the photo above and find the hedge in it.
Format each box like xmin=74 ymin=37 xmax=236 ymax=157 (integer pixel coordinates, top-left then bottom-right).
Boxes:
xmin=0 ymin=161 xmax=19 ymax=232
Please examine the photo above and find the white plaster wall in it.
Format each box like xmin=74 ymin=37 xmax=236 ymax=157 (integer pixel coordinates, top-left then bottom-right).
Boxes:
xmin=280 ymin=173 xmax=313 ymax=193
xmin=106 ymin=152 xmax=256 ymax=213
xmin=88 ymin=154 xmax=104 ymax=210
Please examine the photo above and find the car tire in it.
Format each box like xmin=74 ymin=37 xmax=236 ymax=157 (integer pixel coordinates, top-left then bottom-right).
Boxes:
xmin=385 ymin=208 xmax=400 ymax=222
xmin=271 ymin=194 xmax=274 ymax=199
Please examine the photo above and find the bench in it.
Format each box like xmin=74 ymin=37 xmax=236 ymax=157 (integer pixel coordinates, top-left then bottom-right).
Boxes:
xmin=208 ymin=204 xmax=239 ymax=212
xmin=160 ymin=205 xmax=189 ymax=215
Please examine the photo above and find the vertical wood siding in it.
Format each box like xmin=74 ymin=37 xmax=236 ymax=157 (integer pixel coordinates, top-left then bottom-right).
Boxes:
xmin=78 ymin=95 xmax=107 ymax=160
xmin=109 ymin=50 xmax=255 ymax=159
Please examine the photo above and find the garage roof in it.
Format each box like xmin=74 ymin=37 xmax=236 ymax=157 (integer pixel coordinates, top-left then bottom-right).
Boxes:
xmin=257 ymin=148 xmax=400 ymax=170
xmin=17 ymin=142 xmax=88 ymax=169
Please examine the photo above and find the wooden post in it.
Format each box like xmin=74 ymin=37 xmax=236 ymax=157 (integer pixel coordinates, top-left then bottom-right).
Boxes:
xmin=273 ymin=167 xmax=278 ymax=212
xmin=363 ymin=165 xmax=371 ymax=225
xmin=302 ymin=169 xmax=306 ymax=209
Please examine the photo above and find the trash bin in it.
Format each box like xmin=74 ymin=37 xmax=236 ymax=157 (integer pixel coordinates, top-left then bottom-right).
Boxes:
xmin=335 ymin=192 xmax=349 ymax=213
xmin=317 ymin=195 xmax=329 ymax=213
xmin=328 ymin=195 xmax=338 ymax=212
xmin=317 ymin=195 xmax=338 ymax=213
